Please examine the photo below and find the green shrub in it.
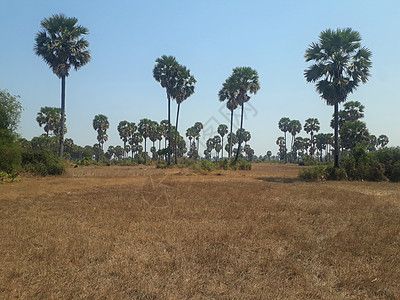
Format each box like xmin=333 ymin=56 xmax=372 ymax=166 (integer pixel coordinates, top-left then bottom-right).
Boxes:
xmin=22 ymin=149 xmax=65 ymax=176
xmin=216 ymin=159 xmax=229 ymax=170
xmin=325 ymin=164 xmax=348 ymax=180
xmin=374 ymin=147 xmax=400 ymax=182
xmin=229 ymin=158 xmax=252 ymax=170
xmin=299 ymin=165 xmax=327 ymax=181
xmin=0 ymin=130 xmax=22 ymax=178
xmin=156 ymin=161 xmax=168 ymax=169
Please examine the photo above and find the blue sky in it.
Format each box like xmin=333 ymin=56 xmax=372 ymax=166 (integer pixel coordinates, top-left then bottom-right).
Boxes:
xmin=1 ymin=0 xmax=399 ymax=156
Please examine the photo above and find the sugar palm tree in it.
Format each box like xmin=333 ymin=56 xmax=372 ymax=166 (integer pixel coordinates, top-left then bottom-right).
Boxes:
xmin=117 ymin=121 xmax=134 ymax=158
xmin=34 ymin=14 xmax=90 ymax=157
xmin=218 ymin=77 xmax=239 ymax=159
xmin=217 ymin=124 xmax=228 ymax=158
xmin=93 ymin=114 xmax=109 ymax=150
xmin=288 ymin=120 xmax=302 ymax=161
xmin=153 ymin=55 xmax=181 ymax=165
xmin=378 ymin=134 xmax=389 ymax=148
xmin=304 ymin=118 xmax=320 ymax=156
xmin=278 ymin=117 xmax=290 ymax=163
xmin=36 ymin=106 xmax=64 ymax=137
xmin=138 ymin=118 xmax=152 ymax=161
xmin=193 ymin=122 xmax=203 ymax=152
xmin=305 ymin=28 xmax=372 ymax=167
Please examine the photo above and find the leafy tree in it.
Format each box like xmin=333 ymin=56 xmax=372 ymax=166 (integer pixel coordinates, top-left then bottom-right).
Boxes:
xmin=305 ymin=28 xmax=372 ymax=167
xmin=93 ymin=143 xmax=103 ymax=162
xmin=36 ymin=106 xmax=62 ymax=137
xmin=193 ymin=122 xmax=203 ymax=152
xmin=278 ymin=117 xmax=290 ymax=163
xmin=153 ymin=55 xmax=181 ymax=165
xmin=304 ymin=118 xmax=320 ymax=156
xmin=117 ymin=121 xmax=134 ymax=158
xmin=0 ymin=89 xmax=22 ymax=133
xmin=340 ymin=120 xmax=370 ymax=150
xmin=217 ymin=124 xmax=228 ymax=158
xmin=35 ymin=14 xmax=90 ymax=157
xmin=93 ymin=114 xmax=109 ymax=150
xmin=266 ymin=150 xmax=272 ymax=160
xmin=113 ymin=146 xmax=124 ymax=160
xmin=378 ymin=134 xmax=389 ymax=148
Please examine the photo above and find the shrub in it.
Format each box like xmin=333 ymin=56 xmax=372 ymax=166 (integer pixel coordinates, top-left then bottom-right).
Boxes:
xmin=156 ymin=161 xmax=168 ymax=169
xmin=229 ymin=158 xmax=252 ymax=170
xmin=374 ymin=147 xmax=400 ymax=182
xmin=22 ymin=149 xmax=65 ymax=176
xmin=325 ymin=164 xmax=348 ymax=181
xmin=299 ymin=165 xmax=327 ymax=181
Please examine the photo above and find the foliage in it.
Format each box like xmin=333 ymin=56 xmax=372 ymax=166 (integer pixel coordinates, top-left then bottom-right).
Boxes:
xmin=299 ymin=165 xmax=327 ymax=181
xmin=22 ymin=149 xmax=65 ymax=176
xmin=0 ymin=130 xmax=22 ymax=180
xmin=374 ymin=147 xmax=400 ymax=182
xmin=0 ymin=89 xmax=22 ymax=133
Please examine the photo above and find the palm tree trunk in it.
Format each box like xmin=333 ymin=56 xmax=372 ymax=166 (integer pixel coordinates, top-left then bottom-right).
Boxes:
xmin=174 ymin=103 xmax=181 ymax=164
xmin=284 ymin=131 xmax=287 ymax=163
xmin=334 ymin=102 xmax=339 ymax=168
xmin=221 ymin=136 xmax=224 ymax=159
xmin=123 ymin=140 xmax=126 ymax=158
xmin=167 ymin=92 xmax=171 ymax=165
xmin=59 ymin=75 xmax=66 ymax=158
xmin=144 ymin=138 xmax=147 ymax=164
xmin=229 ymin=109 xmax=233 ymax=159
xmin=235 ymin=103 xmax=245 ymax=161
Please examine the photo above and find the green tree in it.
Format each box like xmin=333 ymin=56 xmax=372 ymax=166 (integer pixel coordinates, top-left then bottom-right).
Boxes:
xmin=340 ymin=120 xmax=370 ymax=150
xmin=305 ymin=28 xmax=372 ymax=167
xmin=153 ymin=55 xmax=181 ymax=165
xmin=0 ymin=90 xmax=22 ymax=133
xmin=378 ymin=134 xmax=389 ymax=149
xmin=35 ymin=14 xmax=90 ymax=157
xmin=36 ymin=106 xmax=64 ymax=137
xmin=138 ymin=118 xmax=152 ymax=162
xmin=221 ymin=67 xmax=260 ymax=161
xmin=217 ymin=124 xmax=228 ymax=159
xmin=288 ymin=119 xmax=302 ymax=160
xmin=93 ymin=114 xmax=109 ymax=150
xmin=304 ymin=118 xmax=320 ymax=156
xmin=278 ymin=117 xmax=290 ymax=163
xmin=117 ymin=121 xmax=134 ymax=158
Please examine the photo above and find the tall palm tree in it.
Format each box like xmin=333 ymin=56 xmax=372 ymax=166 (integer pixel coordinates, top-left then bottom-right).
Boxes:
xmin=304 ymin=118 xmax=320 ymax=156
xmin=217 ymin=124 xmax=228 ymax=158
xmin=378 ymin=134 xmax=389 ymax=148
xmin=171 ymin=65 xmax=196 ymax=163
xmin=278 ymin=117 xmax=290 ymax=163
xmin=34 ymin=14 xmax=90 ymax=157
xmin=305 ymin=28 xmax=372 ymax=167
xmin=193 ymin=122 xmax=203 ymax=152
xmin=138 ymin=118 xmax=152 ymax=161
xmin=218 ymin=77 xmax=239 ymax=159
xmin=117 ymin=121 xmax=134 ymax=158
xmin=153 ymin=55 xmax=181 ymax=165
xmin=288 ymin=120 xmax=302 ymax=161
xmin=93 ymin=114 xmax=109 ymax=151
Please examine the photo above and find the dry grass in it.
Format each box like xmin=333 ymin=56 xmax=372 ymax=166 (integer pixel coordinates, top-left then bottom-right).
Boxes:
xmin=1 ymin=163 xmax=399 ymax=299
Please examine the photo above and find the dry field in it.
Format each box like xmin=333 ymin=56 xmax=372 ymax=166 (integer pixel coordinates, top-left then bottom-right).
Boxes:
xmin=1 ymin=163 xmax=399 ymax=299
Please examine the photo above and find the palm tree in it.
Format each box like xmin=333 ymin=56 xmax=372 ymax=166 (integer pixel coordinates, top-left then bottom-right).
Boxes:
xmin=378 ymin=134 xmax=389 ymax=148
xmin=93 ymin=114 xmax=109 ymax=150
xmin=288 ymin=120 xmax=302 ymax=161
xmin=193 ymin=122 xmax=203 ymax=152
xmin=117 ymin=121 xmax=134 ymax=158
xmin=153 ymin=55 xmax=181 ymax=165
xmin=36 ymin=106 xmax=64 ymax=137
xmin=304 ymin=118 xmax=320 ymax=157
xmin=34 ymin=14 xmax=90 ymax=157
xmin=305 ymin=28 xmax=372 ymax=167
xmin=138 ymin=118 xmax=151 ymax=161
xmin=278 ymin=117 xmax=290 ymax=163
xmin=220 ymin=67 xmax=260 ymax=161
xmin=217 ymin=124 xmax=228 ymax=158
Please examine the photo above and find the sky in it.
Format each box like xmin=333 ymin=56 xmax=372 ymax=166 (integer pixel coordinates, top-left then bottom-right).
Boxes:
xmin=1 ymin=0 xmax=400 ymax=156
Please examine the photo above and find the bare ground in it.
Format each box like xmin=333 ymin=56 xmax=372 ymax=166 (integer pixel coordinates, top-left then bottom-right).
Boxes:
xmin=1 ymin=163 xmax=399 ymax=299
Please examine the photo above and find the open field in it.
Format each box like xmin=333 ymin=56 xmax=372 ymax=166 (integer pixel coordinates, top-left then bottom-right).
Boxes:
xmin=1 ymin=163 xmax=399 ymax=299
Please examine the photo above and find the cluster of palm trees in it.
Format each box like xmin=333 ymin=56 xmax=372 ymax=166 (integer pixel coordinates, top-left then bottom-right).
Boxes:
xmin=34 ymin=13 xmax=384 ymax=168
xmin=277 ymin=107 xmax=389 ymax=163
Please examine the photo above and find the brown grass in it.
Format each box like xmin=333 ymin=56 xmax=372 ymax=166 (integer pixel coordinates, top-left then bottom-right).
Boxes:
xmin=1 ymin=163 xmax=399 ymax=299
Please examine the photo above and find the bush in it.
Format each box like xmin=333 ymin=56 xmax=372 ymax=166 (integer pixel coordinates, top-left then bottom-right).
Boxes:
xmin=229 ymin=158 xmax=252 ymax=170
xmin=22 ymin=149 xmax=65 ymax=176
xmin=299 ymin=165 xmax=327 ymax=181
xmin=325 ymin=164 xmax=348 ymax=180
xmin=374 ymin=147 xmax=400 ymax=182
xmin=156 ymin=161 xmax=168 ymax=169
xmin=0 ymin=130 xmax=22 ymax=179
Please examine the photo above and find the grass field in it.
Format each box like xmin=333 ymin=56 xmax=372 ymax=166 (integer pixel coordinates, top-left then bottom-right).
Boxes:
xmin=1 ymin=163 xmax=399 ymax=299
